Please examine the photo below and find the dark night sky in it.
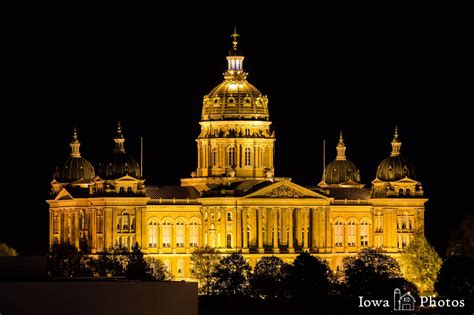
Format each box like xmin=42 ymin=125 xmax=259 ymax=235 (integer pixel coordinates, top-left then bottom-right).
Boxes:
xmin=1 ymin=12 xmax=471 ymax=256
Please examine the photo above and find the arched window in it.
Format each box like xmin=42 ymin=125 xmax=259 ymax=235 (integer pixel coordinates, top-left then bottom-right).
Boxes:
xmin=211 ymin=147 xmax=218 ymax=167
xmin=228 ymin=147 xmax=236 ymax=167
xmin=127 ymin=187 xmax=132 ymax=193
xmin=401 ymin=212 xmax=409 ymax=230
xmin=176 ymin=221 xmax=185 ymax=248
xmin=347 ymin=220 xmax=356 ymax=247
xmin=120 ymin=187 xmax=125 ymax=194
xmin=177 ymin=259 xmax=185 ymax=275
xmin=227 ymin=212 xmax=232 ymax=221
xmin=162 ymin=220 xmax=172 ymax=248
xmin=148 ymin=220 xmax=158 ymax=248
xmin=244 ymin=147 xmax=252 ymax=166
xmin=334 ymin=220 xmax=343 ymax=246
xmin=226 ymin=234 xmax=232 ymax=248
xmin=399 ymin=188 xmax=404 ymax=196
xmin=360 ymin=220 xmax=369 ymax=247
xmin=189 ymin=221 xmax=199 ymax=247
xmin=118 ymin=212 xmax=130 ymax=231
xmin=406 ymin=188 xmax=411 ymax=196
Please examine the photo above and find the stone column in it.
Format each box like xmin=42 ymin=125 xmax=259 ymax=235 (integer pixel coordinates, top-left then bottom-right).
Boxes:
xmin=74 ymin=209 xmax=80 ymax=248
xmin=273 ymin=208 xmax=279 ymax=253
xmin=311 ymin=208 xmax=318 ymax=249
xmin=303 ymin=208 xmax=309 ymax=251
xmin=236 ymin=208 xmax=242 ymax=250
xmin=242 ymin=207 xmax=249 ymax=253
xmin=288 ymin=208 xmax=294 ymax=253
xmin=220 ymin=208 xmax=226 ymax=249
xmin=257 ymin=207 xmax=264 ymax=253
xmin=185 ymin=223 xmax=190 ymax=253
xmin=172 ymin=223 xmax=176 ymax=253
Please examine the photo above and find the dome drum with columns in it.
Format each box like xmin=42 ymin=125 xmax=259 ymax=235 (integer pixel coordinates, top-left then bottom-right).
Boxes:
xmin=47 ymin=30 xmax=427 ymax=280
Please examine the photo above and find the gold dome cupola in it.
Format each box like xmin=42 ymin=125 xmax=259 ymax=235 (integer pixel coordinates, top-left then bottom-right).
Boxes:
xmin=201 ymin=29 xmax=269 ymax=122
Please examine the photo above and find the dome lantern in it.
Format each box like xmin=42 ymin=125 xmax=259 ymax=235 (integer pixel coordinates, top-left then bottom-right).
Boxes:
xmin=336 ymin=131 xmax=346 ymax=160
xmin=224 ymin=27 xmax=247 ymax=81
xmin=70 ymin=127 xmax=81 ymax=158
xmin=114 ymin=121 xmax=126 ymax=153
xmin=391 ymin=126 xmax=402 ymax=157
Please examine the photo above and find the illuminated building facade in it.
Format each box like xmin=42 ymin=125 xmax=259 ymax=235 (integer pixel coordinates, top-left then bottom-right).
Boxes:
xmin=47 ymin=32 xmax=426 ymax=279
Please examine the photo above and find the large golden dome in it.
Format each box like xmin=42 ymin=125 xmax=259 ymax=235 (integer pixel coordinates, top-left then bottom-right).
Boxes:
xmin=202 ymin=80 xmax=269 ymax=121
xmin=201 ymin=31 xmax=269 ymax=121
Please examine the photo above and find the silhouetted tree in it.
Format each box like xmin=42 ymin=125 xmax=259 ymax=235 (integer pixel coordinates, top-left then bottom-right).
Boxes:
xmin=90 ymin=250 xmax=125 ymax=277
xmin=250 ymin=256 xmax=288 ymax=299
xmin=0 ymin=243 xmax=18 ymax=256
xmin=399 ymin=230 xmax=442 ymax=293
xmin=191 ymin=246 xmax=220 ymax=294
xmin=125 ymin=242 xmax=155 ymax=280
xmin=146 ymin=257 xmax=172 ymax=281
xmin=209 ymin=252 xmax=251 ymax=296
xmin=344 ymin=248 xmax=417 ymax=298
xmin=47 ymin=242 xmax=93 ymax=277
xmin=285 ymin=252 xmax=331 ymax=303
xmin=435 ymin=256 xmax=474 ymax=306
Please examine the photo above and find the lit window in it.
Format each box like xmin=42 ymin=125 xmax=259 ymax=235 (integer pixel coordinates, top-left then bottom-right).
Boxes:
xmin=211 ymin=147 xmax=218 ymax=167
xmin=177 ymin=259 xmax=185 ymax=275
xmin=244 ymin=147 xmax=252 ymax=166
xmin=189 ymin=221 xmax=199 ymax=247
xmin=227 ymin=212 xmax=232 ymax=221
xmin=347 ymin=221 xmax=356 ymax=247
xmin=228 ymin=147 xmax=236 ymax=167
xmin=148 ymin=221 xmax=158 ymax=248
xmin=334 ymin=221 xmax=343 ymax=246
xmin=162 ymin=220 xmax=172 ymax=248
xmin=176 ymin=222 xmax=185 ymax=248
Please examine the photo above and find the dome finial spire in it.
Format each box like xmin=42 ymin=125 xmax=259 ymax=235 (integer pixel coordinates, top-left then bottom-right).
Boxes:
xmin=114 ymin=121 xmax=126 ymax=153
xmin=70 ymin=127 xmax=81 ymax=157
xmin=336 ymin=131 xmax=346 ymax=160
xmin=391 ymin=126 xmax=402 ymax=156
xmin=231 ymin=25 xmax=239 ymax=51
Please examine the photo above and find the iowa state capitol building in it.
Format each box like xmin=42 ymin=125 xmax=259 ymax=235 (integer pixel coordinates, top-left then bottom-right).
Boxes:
xmin=47 ymin=32 xmax=426 ymax=279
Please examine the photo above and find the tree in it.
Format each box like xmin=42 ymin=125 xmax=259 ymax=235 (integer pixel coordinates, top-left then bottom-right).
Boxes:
xmin=90 ymin=250 xmax=125 ymax=277
xmin=190 ymin=246 xmax=220 ymax=294
xmin=209 ymin=252 xmax=251 ymax=296
xmin=250 ymin=256 xmax=288 ymax=299
xmin=0 ymin=243 xmax=18 ymax=256
xmin=47 ymin=242 xmax=93 ymax=277
xmin=399 ymin=230 xmax=442 ymax=293
xmin=146 ymin=257 xmax=172 ymax=281
xmin=285 ymin=252 xmax=331 ymax=302
xmin=343 ymin=248 xmax=417 ymax=298
xmin=435 ymin=256 xmax=474 ymax=306
xmin=125 ymin=242 xmax=155 ymax=280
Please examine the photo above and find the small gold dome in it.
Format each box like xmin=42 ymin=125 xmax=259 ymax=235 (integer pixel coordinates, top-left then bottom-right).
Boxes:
xmin=202 ymin=80 xmax=269 ymax=121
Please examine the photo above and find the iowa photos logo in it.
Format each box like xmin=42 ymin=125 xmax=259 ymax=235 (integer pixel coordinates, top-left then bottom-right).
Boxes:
xmin=358 ymin=288 xmax=465 ymax=311
xmin=393 ymin=288 xmax=415 ymax=311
